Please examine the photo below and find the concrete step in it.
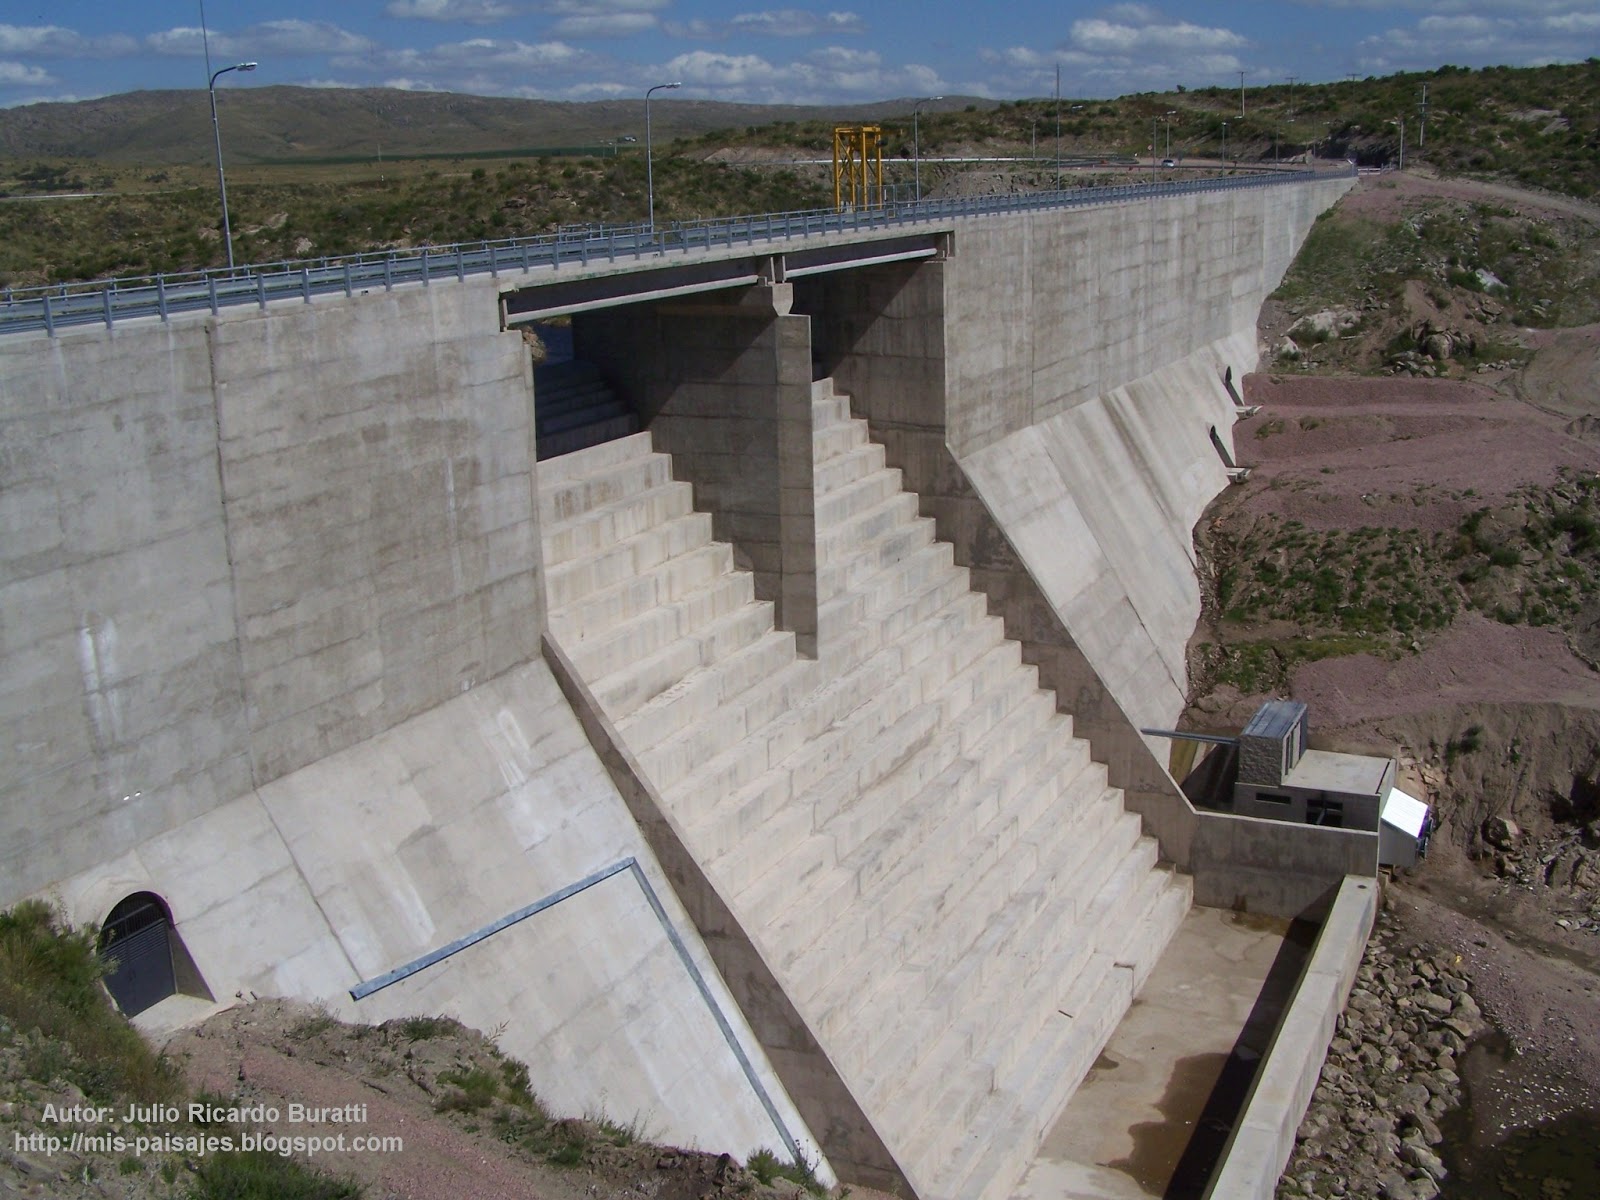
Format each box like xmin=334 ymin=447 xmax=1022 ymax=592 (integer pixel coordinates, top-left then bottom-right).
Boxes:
xmin=816 ymin=540 xmax=964 ymax=639
xmin=942 ymin=875 xmax=1191 ymax=1200
xmin=800 ymin=721 xmax=1092 ymax=1042
xmin=811 ymin=391 xmax=853 ymax=430
xmin=684 ymin=592 xmax=997 ymax=886
xmin=546 ymin=510 xmax=715 ymax=613
xmin=764 ymin=668 xmax=1058 ymax=979
xmin=563 ymin=571 xmax=755 ymax=683
xmin=538 ymin=395 xmax=631 ymax=436
xmin=846 ymin=785 xmax=1133 ymax=1105
xmin=815 ymin=466 xmax=906 ymax=531
xmin=539 ymin=449 xmax=673 ymax=526
xmin=550 ymin=541 xmax=735 ymax=643
xmin=890 ymin=838 xmax=1162 ymax=1181
xmin=536 ymin=383 xmax=611 ymax=414
xmin=818 ymin=512 xmax=937 ymax=600
xmin=933 ymin=962 xmax=1131 ymax=1200
xmin=536 ymin=413 xmax=639 ymax=462
xmin=813 ymin=417 xmax=870 ymax=464
xmin=640 ymin=655 xmax=820 ymax=794
xmin=735 ymin=636 xmax=1034 ymax=934
xmin=671 ymin=584 xmax=989 ymax=832
xmin=814 ymin=441 xmax=889 ymax=497
xmin=617 ymin=629 xmax=804 ymax=755
xmin=817 ymin=490 xmax=923 ymax=566
xmin=542 ymin=480 xmax=695 ymax=567
xmin=585 ymin=598 xmax=775 ymax=718
xmin=536 ymin=430 xmax=655 ymax=488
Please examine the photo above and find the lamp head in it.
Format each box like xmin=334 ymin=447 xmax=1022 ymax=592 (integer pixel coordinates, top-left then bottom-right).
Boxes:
xmin=238 ymin=62 xmax=257 ymax=72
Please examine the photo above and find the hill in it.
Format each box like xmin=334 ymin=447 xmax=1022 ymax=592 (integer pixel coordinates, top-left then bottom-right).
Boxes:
xmin=0 ymin=86 xmax=992 ymax=166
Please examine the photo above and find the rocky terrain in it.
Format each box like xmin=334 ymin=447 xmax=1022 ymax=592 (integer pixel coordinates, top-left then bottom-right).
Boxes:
xmin=1193 ymin=168 xmax=1600 ymax=1198
xmin=1 ymin=998 xmax=853 ymax=1200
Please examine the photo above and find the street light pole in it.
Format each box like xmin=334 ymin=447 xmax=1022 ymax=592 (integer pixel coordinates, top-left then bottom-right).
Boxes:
xmin=1221 ymin=120 xmax=1228 ymax=163
xmin=645 ymin=81 xmax=681 ymax=233
xmin=1389 ymin=117 xmax=1406 ymax=170
xmin=913 ymin=95 xmax=942 ymax=202
xmin=208 ymin=60 xmax=256 ymax=273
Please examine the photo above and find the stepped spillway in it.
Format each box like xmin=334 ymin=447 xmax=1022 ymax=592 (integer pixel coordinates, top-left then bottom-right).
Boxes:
xmin=539 ymin=380 xmax=1193 ymax=1200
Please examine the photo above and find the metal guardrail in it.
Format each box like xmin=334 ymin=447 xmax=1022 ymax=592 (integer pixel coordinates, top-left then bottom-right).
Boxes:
xmin=0 ymin=165 xmax=1353 ymax=338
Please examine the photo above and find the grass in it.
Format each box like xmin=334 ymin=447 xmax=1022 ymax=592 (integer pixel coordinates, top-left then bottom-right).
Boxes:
xmin=747 ymin=1147 xmax=828 ymax=1195
xmin=0 ymin=901 xmax=365 ymax=1199
xmin=0 ymin=899 xmax=181 ymax=1104
xmin=1199 ymin=474 xmax=1600 ymax=694
xmin=3 ymin=60 xmax=1595 ymax=289
xmin=185 ymin=1151 xmax=363 ymax=1200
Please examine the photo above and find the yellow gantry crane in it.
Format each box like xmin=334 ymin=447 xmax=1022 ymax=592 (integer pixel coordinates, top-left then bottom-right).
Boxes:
xmin=832 ymin=125 xmax=884 ymax=212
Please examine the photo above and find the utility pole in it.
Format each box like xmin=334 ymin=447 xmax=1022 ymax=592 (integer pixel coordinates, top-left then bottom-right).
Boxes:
xmin=1054 ymin=63 xmax=1062 ymax=189
xmin=1286 ymin=74 xmax=1298 ymax=121
xmin=1239 ymin=70 xmax=1246 ymax=118
xmin=1419 ymin=83 xmax=1428 ymax=147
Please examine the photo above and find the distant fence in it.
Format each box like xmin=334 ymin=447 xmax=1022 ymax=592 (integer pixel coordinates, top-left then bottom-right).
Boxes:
xmin=1 ymin=164 xmax=1354 ymax=338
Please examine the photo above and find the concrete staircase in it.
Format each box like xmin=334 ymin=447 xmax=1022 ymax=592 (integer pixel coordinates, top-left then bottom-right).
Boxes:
xmin=539 ymin=380 xmax=1193 ymax=1200
xmin=534 ymin=359 xmax=639 ymax=460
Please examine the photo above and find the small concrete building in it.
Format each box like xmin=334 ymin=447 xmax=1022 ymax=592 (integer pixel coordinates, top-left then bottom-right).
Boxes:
xmin=1228 ymin=700 xmax=1428 ymax=866
xmin=1233 ymin=701 xmax=1394 ymax=831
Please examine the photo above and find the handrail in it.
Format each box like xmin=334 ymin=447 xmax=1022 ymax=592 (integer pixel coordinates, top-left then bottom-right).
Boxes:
xmin=0 ymin=164 xmax=1354 ymax=338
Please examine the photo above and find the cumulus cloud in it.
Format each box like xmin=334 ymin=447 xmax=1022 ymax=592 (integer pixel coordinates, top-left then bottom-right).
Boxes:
xmin=1356 ymin=5 xmax=1600 ymax=72
xmin=549 ymin=13 xmax=660 ymax=37
xmin=1071 ymin=15 xmax=1246 ymax=56
xmin=666 ymin=9 xmax=866 ymax=40
xmin=385 ymin=0 xmax=517 ymax=21
xmin=345 ymin=35 xmax=608 ymax=89
xmin=664 ymin=49 xmax=777 ymax=85
xmin=0 ymin=61 xmax=52 ymax=85
xmin=977 ymin=5 xmax=1251 ymax=98
xmin=0 ymin=24 xmax=139 ymax=58
xmin=147 ymin=21 xmax=376 ymax=59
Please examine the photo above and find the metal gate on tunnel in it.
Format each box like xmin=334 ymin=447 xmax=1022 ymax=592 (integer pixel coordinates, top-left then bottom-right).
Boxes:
xmin=97 ymin=893 xmax=177 ymax=1017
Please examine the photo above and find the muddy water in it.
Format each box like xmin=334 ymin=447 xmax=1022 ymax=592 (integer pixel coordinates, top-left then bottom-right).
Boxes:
xmin=1440 ymin=1031 xmax=1600 ymax=1198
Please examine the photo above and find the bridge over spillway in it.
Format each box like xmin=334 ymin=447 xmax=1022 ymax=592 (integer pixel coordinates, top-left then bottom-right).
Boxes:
xmin=1 ymin=168 xmax=1374 ymax=1198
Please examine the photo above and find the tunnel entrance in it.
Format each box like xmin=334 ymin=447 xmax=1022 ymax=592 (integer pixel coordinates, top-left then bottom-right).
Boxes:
xmin=97 ymin=892 xmax=210 ymax=1018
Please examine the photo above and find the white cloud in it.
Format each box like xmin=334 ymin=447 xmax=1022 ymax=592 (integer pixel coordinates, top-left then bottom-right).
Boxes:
xmin=0 ymin=24 xmax=139 ymax=58
xmin=0 ymin=61 xmax=52 ymax=85
xmin=666 ymin=9 xmax=866 ymax=40
xmin=664 ymin=49 xmax=777 ymax=85
xmin=977 ymin=7 xmax=1249 ymax=98
xmin=730 ymin=10 xmax=866 ymax=37
xmin=1356 ymin=6 xmax=1600 ymax=72
xmin=549 ymin=13 xmax=660 ymax=37
xmin=347 ymin=35 xmax=608 ymax=87
xmin=385 ymin=1 xmax=518 ymax=22
xmin=1071 ymin=16 xmax=1246 ymax=56
xmin=147 ymin=21 xmax=376 ymax=59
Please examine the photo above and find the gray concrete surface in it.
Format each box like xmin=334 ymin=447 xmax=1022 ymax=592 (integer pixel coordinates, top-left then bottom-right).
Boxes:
xmin=43 ymin=657 xmax=825 ymax=1169
xmin=2 ymin=174 xmax=1359 ymax=1200
xmin=1014 ymin=904 xmax=1312 ymax=1199
xmin=1204 ymin=877 xmax=1378 ymax=1200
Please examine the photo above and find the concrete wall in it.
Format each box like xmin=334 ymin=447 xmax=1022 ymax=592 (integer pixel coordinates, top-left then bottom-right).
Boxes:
xmin=0 ymin=281 xmax=539 ymax=903
xmin=577 ymin=285 xmax=820 ymax=652
xmin=41 ymin=656 xmax=821 ymax=1165
xmin=1205 ymin=876 xmax=1378 ymax=1200
xmin=798 ymin=177 xmax=1357 ymax=916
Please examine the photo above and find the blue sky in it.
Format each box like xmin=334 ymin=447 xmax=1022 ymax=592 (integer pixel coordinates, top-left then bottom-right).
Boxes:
xmin=2 ymin=2 xmax=1597 ymax=109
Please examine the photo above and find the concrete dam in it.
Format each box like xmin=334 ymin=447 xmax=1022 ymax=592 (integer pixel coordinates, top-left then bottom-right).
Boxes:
xmin=2 ymin=171 xmax=1369 ymax=1198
